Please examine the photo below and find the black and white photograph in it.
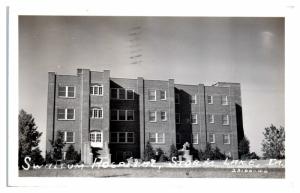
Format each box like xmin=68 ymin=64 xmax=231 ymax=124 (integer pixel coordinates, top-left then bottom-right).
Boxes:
xmin=17 ymin=16 xmax=285 ymax=178
xmin=2 ymin=0 xmax=300 ymax=192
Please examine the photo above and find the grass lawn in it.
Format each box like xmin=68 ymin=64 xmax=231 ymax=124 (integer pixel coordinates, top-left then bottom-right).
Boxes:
xmin=19 ymin=167 xmax=284 ymax=178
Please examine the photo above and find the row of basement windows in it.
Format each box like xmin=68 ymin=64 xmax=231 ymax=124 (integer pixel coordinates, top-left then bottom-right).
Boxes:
xmin=58 ymin=86 xmax=228 ymax=106
xmin=59 ymin=131 xmax=230 ymax=145
xmin=57 ymin=108 xmax=229 ymax=125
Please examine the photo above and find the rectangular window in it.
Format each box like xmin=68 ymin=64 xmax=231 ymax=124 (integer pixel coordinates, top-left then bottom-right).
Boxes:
xmin=191 ymin=95 xmax=197 ymax=104
xmin=208 ymin=114 xmax=214 ymax=123
xmin=58 ymin=86 xmax=75 ymax=98
xmin=221 ymin=96 xmax=228 ymax=105
xmin=148 ymin=90 xmax=156 ymax=101
xmin=127 ymin=110 xmax=134 ymax=121
xmin=191 ymin=114 xmax=198 ymax=124
xmin=57 ymin=108 xmax=75 ymax=120
xmin=111 ymin=88 xmax=118 ymax=99
xmin=111 ymin=133 xmax=118 ymax=143
xmin=176 ymin=113 xmax=180 ymax=124
xmin=175 ymin=94 xmax=180 ymax=104
xmin=149 ymin=111 xmax=157 ymax=122
xmin=90 ymin=132 xmax=102 ymax=143
xmin=110 ymin=132 xmax=134 ymax=143
xmin=207 ymin=95 xmax=213 ymax=104
xmin=161 ymin=111 xmax=167 ymax=121
xmin=127 ymin=89 xmax=134 ymax=100
xmin=90 ymin=85 xmax=103 ymax=96
xmin=160 ymin=90 xmax=166 ymax=100
xmin=111 ymin=110 xmax=118 ymax=121
xmin=119 ymin=110 xmax=126 ymax=120
xmin=149 ymin=133 xmax=165 ymax=143
xmin=192 ymin=133 xmax=199 ymax=144
xmin=64 ymin=131 xmax=74 ymax=143
xmin=96 ymin=133 xmax=101 ymax=142
xmin=90 ymin=108 xmax=103 ymax=119
xmin=222 ymin=115 xmax=229 ymax=125
xmin=223 ymin=134 xmax=230 ymax=144
xmin=119 ymin=88 xmax=126 ymax=100
xmin=208 ymin=133 xmax=215 ymax=144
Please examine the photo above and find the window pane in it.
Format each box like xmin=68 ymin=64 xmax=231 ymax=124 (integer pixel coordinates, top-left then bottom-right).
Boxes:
xmin=161 ymin=111 xmax=166 ymax=121
xmin=127 ymin=89 xmax=134 ymax=100
xmin=99 ymin=86 xmax=103 ymax=95
xmin=66 ymin=132 xmax=74 ymax=142
xmin=191 ymin=95 xmax=196 ymax=104
xmin=119 ymin=133 xmax=126 ymax=142
xmin=58 ymin=86 xmax=66 ymax=97
xmin=157 ymin=133 xmax=164 ymax=143
xmin=90 ymin=133 xmax=95 ymax=142
xmin=223 ymin=134 xmax=230 ymax=144
xmin=127 ymin=110 xmax=134 ymax=121
xmin=111 ymin=110 xmax=118 ymax=120
xmin=67 ymin=109 xmax=74 ymax=119
xmin=221 ymin=96 xmax=228 ymax=105
xmin=149 ymin=133 xmax=156 ymax=143
xmin=98 ymin=109 xmax=103 ymax=118
xmin=160 ymin=90 xmax=166 ymax=100
xmin=208 ymin=114 xmax=214 ymax=123
xmin=208 ymin=96 xmax=213 ymax=104
xmin=93 ymin=109 xmax=98 ymax=118
xmin=148 ymin=90 xmax=156 ymax=101
xmin=127 ymin=133 xmax=134 ymax=143
xmin=192 ymin=133 xmax=198 ymax=144
xmin=192 ymin=114 xmax=197 ymax=123
xmin=149 ymin=112 xmax=156 ymax=122
xmin=57 ymin=109 xmax=65 ymax=119
xmin=96 ymin=133 xmax=101 ymax=142
xmin=68 ymin=87 xmax=75 ymax=97
xmin=90 ymin=86 xmax=94 ymax=94
xmin=223 ymin=115 xmax=229 ymax=125
xmin=111 ymin=133 xmax=118 ymax=143
xmin=209 ymin=134 xmax=214 ymax=143
xmin=111 ymin=88 xmax=118 ymax=99
xmin=119 ymin=89 xmax=126 ymax=99
xmin=119 ymin=110 xmax=126 ymax=120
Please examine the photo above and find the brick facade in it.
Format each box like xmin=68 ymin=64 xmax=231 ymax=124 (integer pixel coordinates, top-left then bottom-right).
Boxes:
xmin=46 ymin=69 xmax=244 ymax=163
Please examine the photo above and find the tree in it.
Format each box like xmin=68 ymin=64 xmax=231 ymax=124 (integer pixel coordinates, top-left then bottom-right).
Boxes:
xmin=65 ymin=144 xmax=80 ymax=162
xmin=144 ymin=141 xmax=155 ymax=161
xmin=213 ymin=147 xmax=225 ymax=160
xmin=49 ymin=130 xmax=65 ymax=162
xmin=19 ymin=109 xmax=43 ymax=169
xmin=261 ymin=124 xmax=285 ymax=159
xmin=238 ymin=136 xmax=250 ymax=158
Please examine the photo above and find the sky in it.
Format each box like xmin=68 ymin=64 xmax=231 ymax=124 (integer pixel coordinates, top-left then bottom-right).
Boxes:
xmin=19 ymin=16 xmax=284 ymax=156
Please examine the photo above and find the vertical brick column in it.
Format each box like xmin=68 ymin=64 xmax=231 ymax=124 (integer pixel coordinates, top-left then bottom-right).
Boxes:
xmin=103 ymin=70 xmax=111 ymax=161
xmin=137 ymin=77 xmax=145 ymax=159
xmin=78 ymin=69 xmax=91 ymax=163
xmin=198 ymin=84 xmax=207 ymax=151
xmin=168 ymin=79 xmax=176 ymax=145
xmin=46 ymin=72 xmax=56 ymax=152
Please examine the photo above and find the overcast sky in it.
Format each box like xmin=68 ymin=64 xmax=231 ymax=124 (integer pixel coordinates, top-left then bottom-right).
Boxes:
xmin=19 ymin=16 xmax=284 ymax=156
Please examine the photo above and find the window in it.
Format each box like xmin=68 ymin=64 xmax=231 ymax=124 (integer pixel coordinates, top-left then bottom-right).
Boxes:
xmin=58 ymin=86 xmax=75 ymax=98
xmin=63 ymin=131 xmax=74 ymax=143
xmin=192 ymin=133 xmax=198 ymax=144
xmin=208 ymin=114 xmax=214 ymax=123
xmin=176 ymin=113 xmax=180 ymax=124
xmin=110 ymin=110 xmax=135 ymax=121
xmin=90 ymin=108 xmax=103 ymax=119
xmin=149 ymin=111 xmax=157 ymax=122
xmin=110 ymin=132 xmax=134 ymax=143
xmin=111 ymin=88 xmax=118 ymax=99
xmin=57 ymin=108 xmax=75 ymax=120
xmin=175 ymin=94 xmax=180 ymax=104
xmin=208 ymin=133 xmax=215 ymax=143
xmin=127 ymin=89 xmax=134 ymax=100
xmin=90 ymin=85 xmax=103 ymax=96
xmin=191 ymin=95 xmax=197 ymax=104
xmin=222 ymin=115 xmax=229 ymax=125
xmin=161 ymin=111 xmax=167 ymax=121
xmin=207 ymin=95 xmax=213 ymax=104
xmin=221 ymin=96 xmax=228 ymax=105
xmin=119 ymin=110 xmax=126 ymax=120
xmin=160 ymin=90 xmax=166 ymax=100
xmin=148 ymin=90 xmax=156 ymax=101
xmin=149 ymin=133 xmax=165 ymax=144
xmin=223 ymin=134 xmax=230 ymax=144
xmin=191 ymin=114 xmax=198 ymax=124
xmin=111 ymin=88 xmax=134 ymax=100
xmin=90 ymin=131 xmax=102 ymax=143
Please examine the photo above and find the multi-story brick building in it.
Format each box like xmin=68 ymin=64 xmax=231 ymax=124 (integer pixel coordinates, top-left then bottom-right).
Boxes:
xmin=46 ymin=69 xmax=244 ymax=163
